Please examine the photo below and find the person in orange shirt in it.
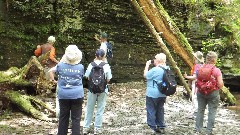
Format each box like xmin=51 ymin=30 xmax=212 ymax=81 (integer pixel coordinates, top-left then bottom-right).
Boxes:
xmin=34 ymin=35 xmax=59 ymax=68
xmin=34 ymin=36 xmax=59 ymax=81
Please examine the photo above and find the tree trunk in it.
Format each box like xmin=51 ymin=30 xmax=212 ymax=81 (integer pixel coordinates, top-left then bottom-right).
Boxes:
xmin=220 ymin=86 xmax=236 ymax=105
xmin=131 ymin=0 xmax=192 ymax=96
xmin=4 ymin=90 xmax=55 ymax=120
xmin=131 ymin=0 xmax=236 ymax=105
xmin=0 ymin=52 xmax=56 ymax=119
xmin=137 ymin=0 xmax=194 ymax=68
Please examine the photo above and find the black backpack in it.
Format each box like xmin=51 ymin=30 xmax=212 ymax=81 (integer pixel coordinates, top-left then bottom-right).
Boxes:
xmin=154 ymin=66 xmax=177 ymax=96
xmin=88 ymin=62 xmax=107 ymax=94
xmin=106 ymin=42 xmax=113 ymax=59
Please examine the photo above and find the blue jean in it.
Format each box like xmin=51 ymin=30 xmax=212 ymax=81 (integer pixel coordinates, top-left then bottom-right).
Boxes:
xmin=83 ymin=91 xmax=107 ymax=129
xmin=195 ymin=90 xmax=220 ymax=134
xmin=58 ymin=98 xmax=83 ymax=135
xmin=146 ymin=96 xmax=166 ymax=131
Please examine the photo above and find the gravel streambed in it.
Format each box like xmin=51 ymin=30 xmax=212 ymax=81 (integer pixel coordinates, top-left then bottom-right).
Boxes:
xmin=0 ymin=82 xmax=239 ymax=135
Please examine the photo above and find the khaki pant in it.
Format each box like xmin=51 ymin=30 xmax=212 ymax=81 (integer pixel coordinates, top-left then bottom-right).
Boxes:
xmin=44 ymin=67 xmax=51 ymax=80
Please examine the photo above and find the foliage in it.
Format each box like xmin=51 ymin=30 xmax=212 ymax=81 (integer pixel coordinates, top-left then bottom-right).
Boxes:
xmin=215 ymin=1 xmax=240 ymax=49
xmin=0 ymin=0 xmax=154 ymax=82
xmin=0 ymin=109 xmax=12 ymax=120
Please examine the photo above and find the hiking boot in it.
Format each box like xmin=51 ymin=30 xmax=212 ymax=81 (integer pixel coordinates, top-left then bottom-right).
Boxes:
xmin=94 ymin=127 xmax=102 ymax=135
xmin=83 ymin=128 xmax=90 ymax=135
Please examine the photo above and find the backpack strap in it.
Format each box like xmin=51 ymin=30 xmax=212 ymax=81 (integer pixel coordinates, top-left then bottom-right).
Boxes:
xmin=209 ymin=65 xmax=216 ymax=80
xmin=203 ymin=64 xmax=216 ymax=80
xmin=99 ymin=62 xmax=106 ymax=67
xmin=91 ymin=62 xmax=98 ymax=67
xmin=91 ymin=62 xmax=105 ymax=67
xmin=153 ymin=66 xmax=166 ymax=87
xmin=158 ymin=66 xmax=167 ymax=72
xmin=153 ymin=80 xmax=157 ymax=87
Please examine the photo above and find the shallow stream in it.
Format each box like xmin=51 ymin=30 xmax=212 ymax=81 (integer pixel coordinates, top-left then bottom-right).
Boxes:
xmin=227 ymin=92 xmax=240 ymax=119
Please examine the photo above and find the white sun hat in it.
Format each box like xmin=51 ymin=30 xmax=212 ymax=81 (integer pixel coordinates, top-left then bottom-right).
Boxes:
xmin=61 ymin=45 xmax=82 ymax=65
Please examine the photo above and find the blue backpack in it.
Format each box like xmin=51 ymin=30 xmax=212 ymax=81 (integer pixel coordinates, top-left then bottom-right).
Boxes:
xmin=106 ymin=42 xmax=113 ymax=59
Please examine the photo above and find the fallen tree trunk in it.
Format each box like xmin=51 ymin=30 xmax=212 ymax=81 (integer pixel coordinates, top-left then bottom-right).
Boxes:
xmin=0 ymin=52 xmax=56 ymax=120
xmin=131 ymin=0 xmax=192 ymax=97
xmin=4 ymin=90 xmax=55 ymax=120
xmin=131 ymin=0 xmax=236 ymax=105
xmin=220 ymin=86 xmax=236 ymax=105
xmin=137 ymin=0 xmax=194 ymax=68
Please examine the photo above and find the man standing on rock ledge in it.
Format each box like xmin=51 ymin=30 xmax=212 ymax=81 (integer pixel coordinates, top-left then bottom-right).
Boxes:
xmin=143 ymin=53 xmax=168 ymax=134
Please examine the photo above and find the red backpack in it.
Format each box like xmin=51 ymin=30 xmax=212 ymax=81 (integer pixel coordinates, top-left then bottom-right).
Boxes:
xmin=196 ymin=64 xmax=218 ymax=95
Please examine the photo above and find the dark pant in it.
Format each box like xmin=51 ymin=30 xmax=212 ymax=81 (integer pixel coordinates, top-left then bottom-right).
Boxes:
xmin=146 ymin=96 xmax=166 ymax=131
xmin=58 ymin=98 xmax=84 ymax=135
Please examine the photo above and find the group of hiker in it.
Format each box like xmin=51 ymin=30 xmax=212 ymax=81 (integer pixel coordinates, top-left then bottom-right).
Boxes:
xmin=34 ymin=33 xmax=112 ymax=135
xmin=34 ymin=33 xmax=223 ymax=135
xmin=144 ymin=51 xmax=223 ymax=135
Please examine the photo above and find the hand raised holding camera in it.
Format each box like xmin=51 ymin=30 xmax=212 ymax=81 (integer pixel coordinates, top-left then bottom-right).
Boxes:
xmin=151 ymin=60 xmax=154 ymax=64
xmin=146 ymin=60 xmax=152 ymax=66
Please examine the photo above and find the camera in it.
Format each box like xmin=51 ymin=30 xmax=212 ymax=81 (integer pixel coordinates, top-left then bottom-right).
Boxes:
xmin=151 ymin=60 xmax=154 ymax=64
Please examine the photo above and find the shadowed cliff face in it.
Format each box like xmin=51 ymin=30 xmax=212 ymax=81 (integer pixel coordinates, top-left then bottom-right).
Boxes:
xmin=0 ymin=0 xmax=163 ymax=83
xmin=0 ymin=0 xmax=239 ymax=86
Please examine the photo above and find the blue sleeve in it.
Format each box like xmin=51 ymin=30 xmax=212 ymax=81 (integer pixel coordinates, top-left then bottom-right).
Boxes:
xmin=146 ymin=68 xmax=157 ymax=80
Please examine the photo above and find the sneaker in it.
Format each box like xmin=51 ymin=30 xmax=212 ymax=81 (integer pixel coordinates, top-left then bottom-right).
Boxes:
xmin=188 ymin=115 xmax=195 ymax=119
xmin=206 ymin=133 xmax=214 ymax=135
xmin=155 ymin=128 xmax=165 ymax=134
xmin=83 ymin=128 xmax=90 ymax=135
xmin=194 ymin=131 xmax=201 ymax=135
xmin=151 ymin=130 xmax=158 ymax=135
xmin=159 ymin=128 xmax=165 ymax=134
xmin=94 ymin=127 xmax=102 ymax=135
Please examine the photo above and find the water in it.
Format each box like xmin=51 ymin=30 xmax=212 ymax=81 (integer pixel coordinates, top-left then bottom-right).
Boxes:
xmin=226 ymin=92 xmax=240 ymax=119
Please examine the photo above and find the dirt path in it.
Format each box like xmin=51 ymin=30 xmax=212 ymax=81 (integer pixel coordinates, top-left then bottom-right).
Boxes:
xmin=0 ymin=82 xmax=240 ymax=135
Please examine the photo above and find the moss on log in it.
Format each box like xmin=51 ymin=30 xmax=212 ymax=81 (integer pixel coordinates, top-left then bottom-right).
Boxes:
xmin=137 ymin=0 xmax=194 ymax=68
xmin=220 ymin=86 xmax=236 ymax=105
xmin=131 ymin=0 xmax=192 ymax=96
xmin=0 ymin=52 xmax=56 ymax=119
xmin=4 ymin=90 xmax=55 ymax=120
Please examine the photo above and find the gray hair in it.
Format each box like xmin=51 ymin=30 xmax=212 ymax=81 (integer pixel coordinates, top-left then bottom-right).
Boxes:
xmin=206 ymin=51 xmax=218 ymax=64
xmin=47 ymin=36 xmax=56 ymax=43
xmin=155 ymin=53 xmax=166 ymax=63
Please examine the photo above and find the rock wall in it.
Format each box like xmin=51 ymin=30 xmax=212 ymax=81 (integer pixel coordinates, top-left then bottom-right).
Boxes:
xmin=0 ymin=0 xmax=164 ymax=83
xmin=0 ymin=0 xmax=240 ymax=85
